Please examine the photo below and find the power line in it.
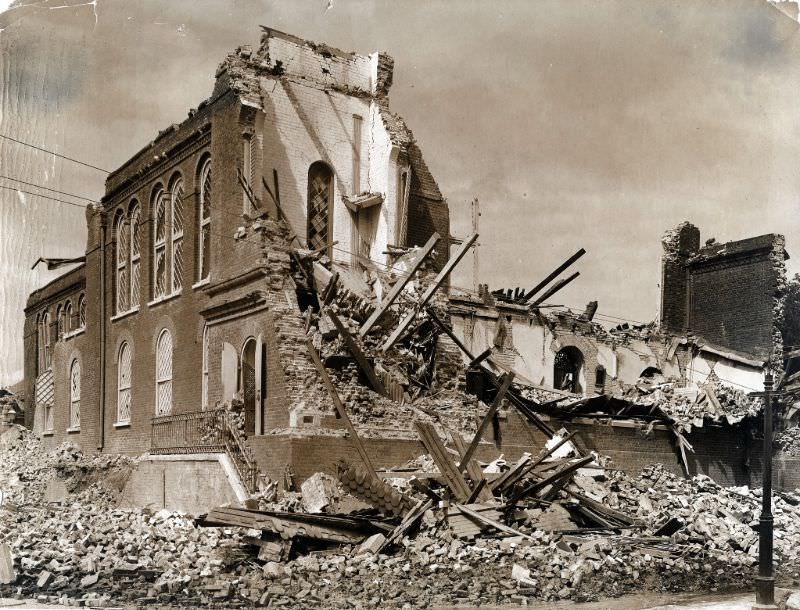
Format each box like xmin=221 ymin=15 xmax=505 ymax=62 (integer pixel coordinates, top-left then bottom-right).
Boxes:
xmin=0 ymin=134 xmax=110 ymax=173
xmin=0 ymin=175 xmax=99 ymax=204
xmin=0 ymin=185 xmax=89 ymax=210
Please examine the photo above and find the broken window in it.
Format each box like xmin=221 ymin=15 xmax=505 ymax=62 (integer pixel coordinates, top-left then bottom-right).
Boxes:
xmin=77 ymin=294 xmax=86 ymax=330
xmin=155 ymin=329 xmax=173 ymax=416
xmin=153 ymin=188 xmax=168 ymax=298
xmin=171 ymin=178 xmax=184 ymax=293
xmin=56 ymin=305 xmax=64 ymax=340
xmin=69 ymin=358 xmax=80 ymax=430
xmin=115 ymin=211 xmax=129 ymax=313
xmin=41 ymin=312 xmax=51 ymax=369
xmin=595 ymin=365 xmax=606 ymax=389
xmin=117 ymin=341 xmax=132 ymax=424
xmin=307 ymin=162 xmax=333 ymax=254
xmin=130 ymin=203 xmax=141 ymax=308
xmin=554 ymin=346 xmax=584 ymax=394
xmin=64 ymin=301 xmax=72 ymax=334
xmin=198 ymin=158 xmax=212 ymax=282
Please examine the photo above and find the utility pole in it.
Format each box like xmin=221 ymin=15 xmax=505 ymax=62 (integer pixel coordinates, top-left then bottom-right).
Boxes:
xmin=471 ymin=198 xmax=480 ymax=292
xmin=751 ymin=370 xmax=778 ymax=610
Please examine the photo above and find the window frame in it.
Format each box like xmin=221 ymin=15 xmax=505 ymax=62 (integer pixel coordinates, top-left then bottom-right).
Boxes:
xmin=77 ymin=294 xmax=86 ymax=329
xmin=197 ymin=158 xmax=212 ymax=283
xmin=68 ymin=358 xmax=81 ymax=430
xmin=116 ymin=342 xmax=132 ymax=425
xmin=152 ymin=188 xmax=168 ymax=299
xmin=170 ymin=177 xmax=185 ymax=293
xmin=129 ymin=203 xmax=141 ymax=309
xmin=114 ymin=211 xmax=130 ymax=314
xmin=155 ymin=329 xmax=173 ymax=416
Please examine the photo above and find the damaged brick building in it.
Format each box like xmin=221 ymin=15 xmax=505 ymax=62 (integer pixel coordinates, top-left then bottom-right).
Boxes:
xmin=23 ymin=28 xmax=452 ymax=505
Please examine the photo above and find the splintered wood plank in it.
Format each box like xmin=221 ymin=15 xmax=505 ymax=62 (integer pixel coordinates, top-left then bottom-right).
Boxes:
xmin=326 ymin=310 xmax=387 ymax=397
xmin=382 ymin=233 xmax=478 ymax=351
xmin=449 ymin=432 xmax=494 ymax=503
xmin=359 ymin=232 xmax=440 ymax=337
xmin=522 ymin=248 xmax=585 ymax=302
xmin=414 ymin=421 xmax=472 ymax=502
xmin=529 ymin=271 xmax=580 ymax=308
xmin=305 ymin=337 xmax=377 ymax=475
xmin=453 ymin=503 xmax=534 ymax=540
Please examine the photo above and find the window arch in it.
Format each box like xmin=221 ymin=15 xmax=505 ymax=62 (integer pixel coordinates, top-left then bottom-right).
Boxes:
xmin=56 ymin=304 xmax=64 ymax=340
xmin=170 ymin=177 xmax=184 ymax=292
xmin=117 ymin=342 xmax=132 ymax=424
xmin=64 ymin=300 xmax=73 ymax=334
xmin=198 ymin=158 xmax=212 ymax=282
xmin=114 ymin=210 xmax=129 ymax=313
xmin=69 ymin=358 xmax=81 ymax=430
xmin=130 ymin=202 xmax=141 ymax=308
xmin=554 ymin=346 xmax=584 ymax=394
xmin=155 ymin=329 xmax=173 ymax=416
xmin=77 ymin=294 xmax=86 ymax=329
xmin=307 ymin=162 xmax=333 ymax=254
xmin=153 ymin=187 xmax=168 ymax=298
xmin=41 ymin=312 xmax=51 ymax=369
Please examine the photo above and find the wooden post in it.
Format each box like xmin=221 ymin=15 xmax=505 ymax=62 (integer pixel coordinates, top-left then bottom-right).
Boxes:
xmin=326 ymin=310 xmax=387 ymax=397
xmin=458 ymin=372 xmax=514 ymax=471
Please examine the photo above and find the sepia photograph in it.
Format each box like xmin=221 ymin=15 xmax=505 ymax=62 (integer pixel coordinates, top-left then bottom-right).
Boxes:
xmin=1 ymin=1 xmax=800 ymax=608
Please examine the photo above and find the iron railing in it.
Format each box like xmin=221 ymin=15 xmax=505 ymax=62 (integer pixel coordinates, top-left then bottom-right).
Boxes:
xmin=150 ymin=409 xmax=259 ymax=494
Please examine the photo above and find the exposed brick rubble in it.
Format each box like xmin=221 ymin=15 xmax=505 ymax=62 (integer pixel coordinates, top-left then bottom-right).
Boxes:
xmin=6 ymin=425 xmax=800 ymax=608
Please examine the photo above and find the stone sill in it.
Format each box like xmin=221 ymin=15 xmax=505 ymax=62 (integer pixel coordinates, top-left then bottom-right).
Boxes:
xmin=147 ymin=290 xmax=181 ymax=308
xmin=113 ymin=422 xmax=131 ymax=429
xmin=66 ymin=427 xmax=80 ymax=434
xmin=111 ymin=307 xmax=139 ymax=323
xmin=192 ymin=278 xmax=211 ymax=290
xmin=63 ymin=328 xmax=86 ymax=340
xmin=42 ymin=430 xmax=54 ymax=437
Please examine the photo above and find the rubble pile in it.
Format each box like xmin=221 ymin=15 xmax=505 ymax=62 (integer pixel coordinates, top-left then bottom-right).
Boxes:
xmin=777 ymin=426 xmax=800 ymax=457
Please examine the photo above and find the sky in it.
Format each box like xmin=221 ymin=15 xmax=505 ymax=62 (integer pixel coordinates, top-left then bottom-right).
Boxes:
xmin=0 ymin=0 xmax=799 ymax=386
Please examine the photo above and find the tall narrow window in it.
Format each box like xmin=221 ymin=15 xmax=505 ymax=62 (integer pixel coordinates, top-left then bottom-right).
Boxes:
xmin=115 ymin=212 xmax=129 ymax=313
xmin=153 ymin=189 xmax=167 ymax=298
xmin=117 ymin=342 xmax=132 ymax=424
xmin=130 ymin=203 xmax=141 ymax=308
xmin=307 ymin=162 xmax=333 ymax=253
xmin=155 ymin=329 xmax=173 ymax=416
xmin=64 ymin=301 xmax=73 ymax=334
xmin=198 ymin=159 xmax=212 ymax=282
xmin=352 ymin=115 xmax=362 ymax=195
xmin=201 ymin=325 xmax=209 ymax=409
xmin=42 ymin=312 xmax=51 ymax=368
xmin=78 ymin=294 xmax=86 ymax=329
xmin=56 ymin=305 xmax=64 ymax=340
xmin=69 ymin=359 xmax=81 ymax=430
xmin=171 ymin=179 xmax=184 ymax=292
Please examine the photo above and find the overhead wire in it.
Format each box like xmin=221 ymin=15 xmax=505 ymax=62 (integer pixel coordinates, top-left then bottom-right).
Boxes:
xmin=0 ymin=175 xmax=99 ymax=204
xmin=0 ymin=133 xmax=111 ymax=173
xmin=0 ymin=185 xmax=90 ymax=211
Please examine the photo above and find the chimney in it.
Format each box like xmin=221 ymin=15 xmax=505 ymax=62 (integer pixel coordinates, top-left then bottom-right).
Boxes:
xmin=660 ymin=222 xmax=700 ymax=334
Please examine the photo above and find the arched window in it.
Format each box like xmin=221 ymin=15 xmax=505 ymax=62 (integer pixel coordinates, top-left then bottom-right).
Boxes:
xmin=198 ymin=159 xmax=212 ymax=282
xmin=307 ymin=162 xmax=333 ymax=253
xmin=554 ymin=346 xmax=584 ymax=394
xmin=130 ymin=203 xmax=141 ymax=308
xmin=77 ymin=294 xmax=86 ymax=329
xmin=69 ymin=358 xmax=81 ymax=430
xmin=201 ymin=326 xmax=209 ymax=409
xmin=56 ymin=304 xmax=64 ymax=340
xmin=115 ymin=211 xmax=129 ymax=313
xmin=155 ymin=329 xmax=173 ymax=416
xmin=64 ymin=301 xmax=73 ymax=334
xmin=170 ymin=178 xmax=184 ymax=292
xmin=153 ymin=188 xmax=168 ymax=298
xmin=41 ymin=312 xmax=51 ymax=368
xmin=117 ymin=342 xmax=132 ymax=424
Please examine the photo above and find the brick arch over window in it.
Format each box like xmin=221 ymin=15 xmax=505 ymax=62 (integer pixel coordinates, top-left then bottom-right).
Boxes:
xmin=197 ymin=156 xmax=212 ymax=282
xmin=129 ymin=201 xmax=141 ymax=308
xmin=117 ymin=341 xmax=132 ymax=424
xmin=152 ymin=185 xmax=168 ymax=298
xmin=307 ymin=161 xmax=333 ymax=254
xmin=155 ymin=329 xmax=173 ymax=416
xmin=69 ymin=357 xmax=81 ymax=430
xmin=169 ymin=174 xmax=185 ymax=292
xmin=114 ymin=209 xmax=129 ymax=313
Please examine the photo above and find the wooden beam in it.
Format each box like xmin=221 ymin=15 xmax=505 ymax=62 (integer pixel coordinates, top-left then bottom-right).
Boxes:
xmin=305 ymin=338 xmax=377 ymax=474
xmin=529 ymin=271 xmax=580 ymax=308
xmin=262 ymin=175 xmax=300 ymax=246
xmin=469 ymin=348 xmax=492 ymax=369
xmin=382 ymin=233 xmax=478 ymax=351
xmin=359 ymin=232 xmax=440 ymax=338
xmin=237 ymin=167 xmax=260 ymax=211
xmin=452 ymin=503 xmax=535 ymax=541
xmin=449 ymin=432 xmax=493 ymax=503
xmin=458 ymin=372 xmax=514 ymax=471
xmin=522 ymin=248 xmax=586 ymax=302
xmin=326 ymin=310 xmax=388 ymax=397
xmin=414 ymin=421 xmax=472 ymax=502
xmin=513 ymin=455 xmax=594 ymax=502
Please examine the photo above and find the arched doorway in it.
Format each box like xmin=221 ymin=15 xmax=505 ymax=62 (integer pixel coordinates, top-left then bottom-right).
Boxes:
xmin=554 ymin=346 xmax=585 ymax=394
xmin=241 ymin=338 xmax=257 ymax=436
